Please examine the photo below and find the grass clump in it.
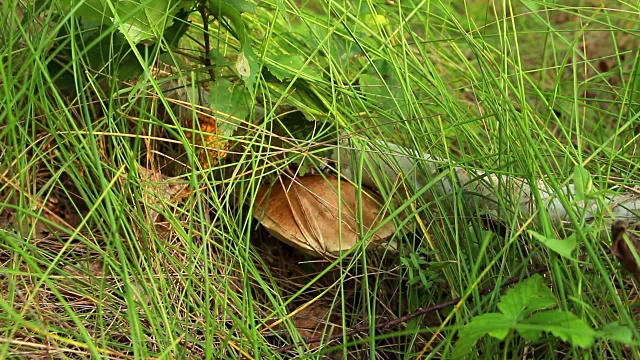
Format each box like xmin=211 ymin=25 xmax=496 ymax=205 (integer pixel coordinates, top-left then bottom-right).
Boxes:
xmin=1 ymin=0 xmax=640 ymax=358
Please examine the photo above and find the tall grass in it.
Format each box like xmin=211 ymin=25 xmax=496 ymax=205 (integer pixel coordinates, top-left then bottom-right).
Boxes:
xmin=1 ymin=0 xmax=639 ymax=358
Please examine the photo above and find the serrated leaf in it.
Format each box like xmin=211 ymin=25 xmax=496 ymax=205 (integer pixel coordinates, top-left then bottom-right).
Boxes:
xmin=518 ymin=310 xmax=597 ymax=348
xmin=497 ymin=274 xmax=557 ymax=320
xmin=452 ymin=313 xmax=512 ymax=358
xmin=516 ymin=324 xmax=543 ymax=343
xmin=208 ymin=78 xmax=249 ymax=136
xmin=529 ymin=230 xmax=579 ymax=261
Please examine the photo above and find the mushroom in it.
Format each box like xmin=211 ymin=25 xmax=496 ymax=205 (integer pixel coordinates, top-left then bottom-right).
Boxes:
xmin=253 ymin=175 xmax=397 ymax=257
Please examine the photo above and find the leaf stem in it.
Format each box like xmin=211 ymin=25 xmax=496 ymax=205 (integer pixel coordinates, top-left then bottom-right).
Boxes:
xmin=198 ymin=2 xmax=216 ymax=82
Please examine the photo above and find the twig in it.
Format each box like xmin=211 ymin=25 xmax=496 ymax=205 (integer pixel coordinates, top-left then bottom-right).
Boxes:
xmin=274 ymin=265 xmax=549 ymax=354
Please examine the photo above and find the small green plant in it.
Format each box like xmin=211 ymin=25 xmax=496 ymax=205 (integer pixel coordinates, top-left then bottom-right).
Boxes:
xmin=400 ymin=248 xmax=449 ymax=290
xmin=452 ymin=274 xmax=635 ymax=358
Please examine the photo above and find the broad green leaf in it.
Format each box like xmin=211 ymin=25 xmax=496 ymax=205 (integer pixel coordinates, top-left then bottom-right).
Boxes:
xmin=208 ymin=78 xmax=249 ymax=136
xmin=58 ymin=0 xmax=194 ymax=43
xmin=515 ymin=323 xmax=543 ymax=343
xmin=210 ymin=49 xmax=232 ymax=66
xmin=452 ymin=313 xmax=512 ymax=358
xmin=264 ymin=81 xmax=329 ymax=122
xmin=359 ymin=60 xmax=412 ymax=139
xmin=529 ymin=230 xmax=579 ymax=261
xmin=267 ymin=53 xmax=321 ymax=81
xmin=119 ymin=1 xmax=194 ymax=43
xmin=56 ymin=0 xmax=109 ymax=22
xmin=599 ymin=322 xmax=634 ymax=344
xmin=573 ymin=165 xmax=593 ymax=201
xmin=520 ymin=0 xmax=541 ymax=11
xmin=360 ymin=73 xmax=404 ymax=110
xmin=497 ymin=274 xmax=557 ymax=320
xmin=226 ymin=0 xmax=255 ymax=13
xmin=162 ymin=9 xmax=192 ymax=48
xmin=273 ymin=0 xmax=291 ymax=29
xmin=519 ymin=310 xmax=597 ymax=348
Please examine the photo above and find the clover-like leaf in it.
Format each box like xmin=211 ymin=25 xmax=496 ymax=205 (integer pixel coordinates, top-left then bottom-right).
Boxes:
xmin=497 ymin=274 xmax=557 ymax=321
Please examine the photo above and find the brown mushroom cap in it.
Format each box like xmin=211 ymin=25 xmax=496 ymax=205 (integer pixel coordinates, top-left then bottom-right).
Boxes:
xmin=253 ymin=175 xmax=397 ymax=257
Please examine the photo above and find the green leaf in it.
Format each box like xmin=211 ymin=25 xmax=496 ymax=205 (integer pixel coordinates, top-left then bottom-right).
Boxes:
xmin=520 ymin=0 xmax=541 ymax=11
xmin=162 ymin=9 xmax=192 ymax=48
xmin=599 ymin=322 xmax=634 ymax=344
xmin=208 ymin=78 xmax=249 ymax=136
xmin=427 ymin=260 xmax=456 ymax=271
xmin=518 ymin=310 xmax=597 ymax=348
xmin=359 ymin=60 xmax=412 ymax=136
xmin=358 ymin=2 xmax=388 ymax=30
xmin=57 ymin=0 xmax=194 ymax=43
xmin=497 ymin=274 xmax=557 ymax=320
xmin=226 ymin=0 xmax=255 ymax=13
xmin=208 ymin=0 xmax=259 ymax=91
xmin=573 ymin=165 xmax=593 ymax=201
xmin=529 ymin=230 xmax=579 ymax=261
xmin=56 ymin=0 xmax=109 ymax=23
xmin=515 ymin=323 xmax=543 ymax=343
xmin=210 ymin=49 xmax=232 ymax=66
xmin=267 ymin=53 xmax=321 ymax=81
xmin=453 ymin=313 xmax=513 ymax=358
xmin=361 ymin=13 xmax=388 ymax=29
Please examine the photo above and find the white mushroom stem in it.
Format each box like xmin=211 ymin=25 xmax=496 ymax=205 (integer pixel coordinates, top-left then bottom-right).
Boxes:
xmin=331 ymin=133 xmax=640 ymax=233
